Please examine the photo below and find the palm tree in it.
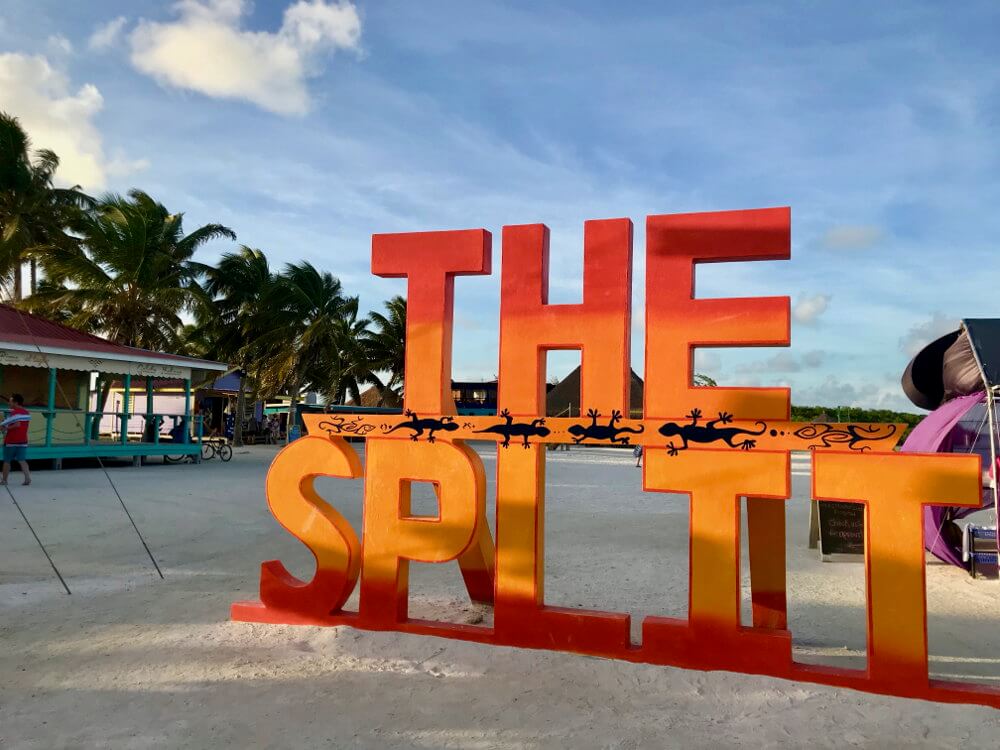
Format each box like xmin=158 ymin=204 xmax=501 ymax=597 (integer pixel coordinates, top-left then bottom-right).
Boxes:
xmin=201 ymin=246 xmax=276 ymax=445
xmin=28 ymin=190 xmax=234 ymax=434
xmin=254 ymin=261 xmax=362 ymax=441
xmin=364 ymin=295 xmax=406 ymax=404
xmin=29 ymin=189 xmax=235 ymax=350
xmin=316 ymin=295 xmax=379 ymax=406
xmin=0 ymin=112 xmax=92 ymax=299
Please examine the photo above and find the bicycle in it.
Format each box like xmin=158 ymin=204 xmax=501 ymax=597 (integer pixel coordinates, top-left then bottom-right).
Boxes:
xmin=164 ymin=438 xmax=232 ymax=463
xmin=201 ymin=438 xmax=233 ymax=462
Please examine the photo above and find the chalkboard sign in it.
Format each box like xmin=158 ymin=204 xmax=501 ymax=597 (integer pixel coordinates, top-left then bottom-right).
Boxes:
xmin=818 ymin=500 xmax=865 ymax=558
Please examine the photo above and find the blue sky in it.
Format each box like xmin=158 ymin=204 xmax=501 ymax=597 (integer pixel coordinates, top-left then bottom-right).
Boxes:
xmin=2 ymin=0 xmax=998 ymax=410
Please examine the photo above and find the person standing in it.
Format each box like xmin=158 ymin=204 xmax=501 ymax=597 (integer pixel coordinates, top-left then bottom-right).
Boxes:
xmin=1 ymin=393 xmax=31 ymax=486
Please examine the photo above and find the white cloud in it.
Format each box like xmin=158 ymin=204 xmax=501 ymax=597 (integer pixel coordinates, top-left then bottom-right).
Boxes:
xmin=693 ymin=349 xmax=721 ymax=373
xmin=796 ymin=375 xmax=913 ymax=412
xmin=46 ymin=35 xmax=73 ymax=56
xmin=106 ymin=152 xmax=152 ymax=178
xmin=0 ymin=53 xmax=106 ymax=188
xmin=0 ymin=53 xmax=147 ymax=190
xmin=792 ymin=293 xmax=830 ymax=325
xmin=129 ymin=0 xmax=361 ymax=116
xmin=89 ymin=17 xmax=128 ymax=51
xmin=899 ymin=312 xmax=960 ymax=357
xmin=736 ymin=350 xmax=825 ymax=374
xmin=819 ymin=224 xmax=885 ymax=251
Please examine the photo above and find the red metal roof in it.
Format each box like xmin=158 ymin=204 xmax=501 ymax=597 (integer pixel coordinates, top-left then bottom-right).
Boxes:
xmin=0 ymin=304 xmax=224 ymax=367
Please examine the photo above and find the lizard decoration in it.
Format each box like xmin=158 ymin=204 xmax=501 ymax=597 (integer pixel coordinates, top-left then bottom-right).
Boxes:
xmin=567 ymin=409 xmax=645 ymax=445
xmin=317 ymin=415 xmax=376 ymax=436
xmin=474 ymin=408 xmax=550 ymax=448
xmin=380 ymin=410 xmax=459 ymax=443
xmin=336 ymin=412 xmax=903 ymax=453
xmin=792 ymin=423 xmax=898 ymax=452
xmin=658 ymin=409 xmax=767 ymax=455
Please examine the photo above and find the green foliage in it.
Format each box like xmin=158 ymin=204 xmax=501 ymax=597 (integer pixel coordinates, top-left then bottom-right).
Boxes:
xmin=363 ymin=295 xmax=406 ymax=401
xmin=791 ymin=404 xmax=923 ymax=440
xmin=0 ymin=111 xmax=93 ymax=299
xmin=26 ymin=189 xmax=234 ymax=351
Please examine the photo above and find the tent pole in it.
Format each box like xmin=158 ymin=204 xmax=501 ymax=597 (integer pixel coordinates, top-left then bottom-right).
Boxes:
xmin=989 ymin=387 xmax=1000 ymax=571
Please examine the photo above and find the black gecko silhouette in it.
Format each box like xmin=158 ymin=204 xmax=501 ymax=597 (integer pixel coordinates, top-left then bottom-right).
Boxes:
xmin=793 ymin=423 xmax=897 ymax=452
xmin=658 ymin=409 xmax=767 ymax=455
xmin=475 ymin=408 xmax=550 ymax=448
xmin=567 ymin=409 xmax=645 ymax=444
xmin=382 ymin=410 xmax=459 ymax=443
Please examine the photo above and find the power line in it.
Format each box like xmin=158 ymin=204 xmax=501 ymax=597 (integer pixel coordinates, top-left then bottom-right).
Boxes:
xmin=4 ymin=304 xmax=164 ymax=579
xmin=3 ymin=483 xmax=70 ymax=595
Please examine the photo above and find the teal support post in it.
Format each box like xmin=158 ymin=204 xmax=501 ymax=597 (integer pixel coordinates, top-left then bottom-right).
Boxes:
xmin=91 ymin=373 xmax=102 ymax=442
xmin=45 ymin=368 xmax=56 ymax=447
xmin=121 ymin=373 xmax=131 ymax=445
xmin=184 ymin=378 xmax=192 ymax=444
xmin=146 ymin=377 xmax=155 ymax=443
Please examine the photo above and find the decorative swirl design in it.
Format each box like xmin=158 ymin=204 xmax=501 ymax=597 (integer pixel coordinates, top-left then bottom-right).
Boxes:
xmin=318 ymin=416 xmax=376 ymax=436
xmin=793 ymin=423 xmax=897 ymax=452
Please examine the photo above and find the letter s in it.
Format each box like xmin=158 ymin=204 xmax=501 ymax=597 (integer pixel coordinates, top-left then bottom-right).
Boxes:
xmin=259 ymin=435 xmax=362 ymax=617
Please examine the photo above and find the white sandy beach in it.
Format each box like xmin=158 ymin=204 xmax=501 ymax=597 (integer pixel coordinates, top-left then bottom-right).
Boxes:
xmin=1 ymin=444 xmax=999 ymax=748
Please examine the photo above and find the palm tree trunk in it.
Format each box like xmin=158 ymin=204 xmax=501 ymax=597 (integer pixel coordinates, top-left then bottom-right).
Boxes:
xmin=234 ymin=374 xmax=246 ymax=448
xmin=13 ymin=263 xmax=22 ymax=301
xmin=29 ymin=258 xmax=36 ymax=296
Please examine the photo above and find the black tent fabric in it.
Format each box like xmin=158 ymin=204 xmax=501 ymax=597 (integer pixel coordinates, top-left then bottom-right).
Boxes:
xmin=901 ymin=319 xmax=1000 ymax=410
xmin=962 ymin=319 xmax=1000 ymax=389
xmin=902 ymin=330 xmax=960 ymax=410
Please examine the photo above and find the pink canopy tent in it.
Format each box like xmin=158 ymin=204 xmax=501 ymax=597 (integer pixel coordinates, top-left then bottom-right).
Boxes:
xmin=900 ymin=391 xmax=993 ymax=567
xmin=899 ymin=319 xmax=1000 ymax=570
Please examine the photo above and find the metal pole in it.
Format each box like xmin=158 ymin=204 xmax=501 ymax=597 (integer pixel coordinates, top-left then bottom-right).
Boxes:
xmin=4 ymin=485 xmax=70 ymax=594
xmin=183 ymin=377 xmax=192 ymax=444
xmin=121 ymin=374 xmax=131 ymax=446
xmin=988 ymin=387 xmax=1000 ymax=569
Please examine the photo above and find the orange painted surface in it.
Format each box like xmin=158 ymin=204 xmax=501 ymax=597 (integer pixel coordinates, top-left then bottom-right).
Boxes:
xmin=372 ymin=228 xmax=491 ymax=414
xmin=492 ymin=444 xmax=631 ymax=653
xmin=255 ymin=435 xmax=362 ymax=618
xmin=746 ymin=497 xmax=788 ymax=630
xmin=306 ymin=413 xmax=904 ymax=453
xmin=645 ymin=207 xmax=790 ymax=421
xmin=359 ymin=438 xmax=495 ymax=629
xmin=230 ymin=209 xmax=1000 ymax=711
xmin=813 ymin=451 xmax=982 ymax=688
xmin=642 ymin=448 xmax=792 ymax=670
xmin=499 ymin=219 xmax=632 ymax=415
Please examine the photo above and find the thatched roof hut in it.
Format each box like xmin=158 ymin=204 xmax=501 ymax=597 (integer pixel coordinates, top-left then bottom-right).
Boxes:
xmin=545 ymin=365 xmax=644 ymax=417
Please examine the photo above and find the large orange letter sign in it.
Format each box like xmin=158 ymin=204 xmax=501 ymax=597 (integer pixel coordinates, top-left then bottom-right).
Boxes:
xmin=813 ymin=452 xmax=981 ymax=689
xmin=360 ymin=439 xmax=493 ymax=629
xmin=233 ymin=435 xmax=362 ymax=623
xmin=232 ymin=207 xmax=1000 ymax=711
xmin=372 ymin=228 xmax=491 ymax=414
xmin=645 ymin=207 xmax=790 ymax=421
xmin=493 ymin=219 xmax=632 ymax=652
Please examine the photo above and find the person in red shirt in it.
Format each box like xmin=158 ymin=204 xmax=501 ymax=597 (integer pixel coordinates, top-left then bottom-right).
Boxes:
xmin=1 ymin=393 xmax=31 ymax=486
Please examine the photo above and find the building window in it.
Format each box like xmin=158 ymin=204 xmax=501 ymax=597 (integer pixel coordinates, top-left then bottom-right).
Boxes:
xmin=472 ymin=390 xmax=487 ymax=401
xmin=451 ymin=389 xmax=462 ymax=400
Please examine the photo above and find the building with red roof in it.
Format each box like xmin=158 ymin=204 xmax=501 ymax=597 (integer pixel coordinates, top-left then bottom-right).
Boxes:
xmin=0 ymin=305 xmax=227 ymax=464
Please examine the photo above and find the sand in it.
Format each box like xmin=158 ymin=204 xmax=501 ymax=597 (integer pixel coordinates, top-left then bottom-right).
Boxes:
xmin=1 ymin=445 xmax=999 ymax=748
